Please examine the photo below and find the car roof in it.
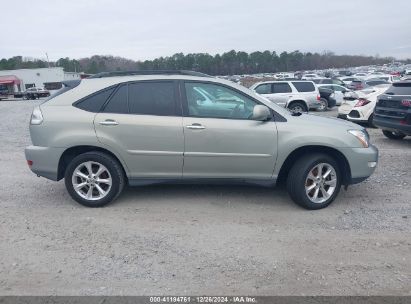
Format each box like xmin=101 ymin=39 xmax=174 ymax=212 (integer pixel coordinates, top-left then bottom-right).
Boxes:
xmin=47 ymin=74 xmax=277 ymax=108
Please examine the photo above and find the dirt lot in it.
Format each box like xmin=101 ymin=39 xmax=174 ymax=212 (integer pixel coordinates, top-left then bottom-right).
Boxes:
xmin=0 ymin=99 xmax=410 ymax=296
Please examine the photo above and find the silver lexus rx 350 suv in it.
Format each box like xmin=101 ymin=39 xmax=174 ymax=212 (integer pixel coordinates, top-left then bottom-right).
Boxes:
xmin=25 ymin=71 xmax=378 ymax=210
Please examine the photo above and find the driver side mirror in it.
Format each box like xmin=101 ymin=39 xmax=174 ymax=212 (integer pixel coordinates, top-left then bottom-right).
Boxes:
xmin=252 ymin=105 xmax=271 ymax=121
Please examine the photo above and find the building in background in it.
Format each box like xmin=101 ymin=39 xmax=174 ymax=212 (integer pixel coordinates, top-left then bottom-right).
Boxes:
xmin=0 ymin=67 xmax=82 ymax=94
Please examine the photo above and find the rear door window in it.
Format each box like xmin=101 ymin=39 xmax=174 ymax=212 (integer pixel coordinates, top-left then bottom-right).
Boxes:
xmin=128 ymin=81 xmax=177 ymax=116
xmin=272 ymin=83 xmax=292 ymax=93
xmin=292 ymin=81 xmax=315 ymax=92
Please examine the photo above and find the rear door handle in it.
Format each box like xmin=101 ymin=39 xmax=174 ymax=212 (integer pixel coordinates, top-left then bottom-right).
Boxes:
xmin=99 ymin=119 xmax=119 ymax=126
xmin=186 ymin=123 xmax=205 ymax=130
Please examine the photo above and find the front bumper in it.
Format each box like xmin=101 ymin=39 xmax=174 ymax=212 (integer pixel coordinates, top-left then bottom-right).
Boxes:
xmin=373 ymin=116 xmax=411 ymax=135
xmin=25 ymin=146 xmax=65 ymax=181
xmin=339 ymin=144 xmax=379 ymax=184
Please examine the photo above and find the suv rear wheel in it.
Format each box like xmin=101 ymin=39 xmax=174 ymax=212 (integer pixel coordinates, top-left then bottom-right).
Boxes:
xmin=382 ymin=130 xmax=406 ymax=140
xmin=64 ymin=151 xmax=125 ymax=207
xmin=288 ymin=101 xmax=307 ymax=113
xmin=286 ymin=153 xmax=341 ymax=210
xmin=318 ymin=98 xmax=328 ymax=111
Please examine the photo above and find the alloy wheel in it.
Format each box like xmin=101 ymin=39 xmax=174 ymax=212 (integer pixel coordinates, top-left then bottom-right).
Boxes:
xmin=71 ymin=161 xmax=112 ymax=201
xmin=305 ymin=163 xmax=337 ymax=204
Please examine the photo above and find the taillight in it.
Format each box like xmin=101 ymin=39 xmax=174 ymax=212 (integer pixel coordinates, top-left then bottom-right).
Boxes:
xmin=316 ymin=94 xmax=321 ymax=101
xmin=355 ymin=98 xmax=371 ymax=107
xmin=401 ymin=99 xmax=411 ymax=107
xmin=27 ymin=160 xmax=33 ymax=167
xmin=30 ymin=106 xmax=43 ymax=125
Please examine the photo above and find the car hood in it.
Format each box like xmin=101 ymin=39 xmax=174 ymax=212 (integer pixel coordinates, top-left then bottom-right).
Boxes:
xmin=289 ymin=112 xmax=363 ymax=130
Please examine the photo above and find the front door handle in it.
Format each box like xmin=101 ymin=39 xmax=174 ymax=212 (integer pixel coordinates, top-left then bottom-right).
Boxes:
xmin=186 ymin=123 xmax=205 ymax=130
xmin=99 ymin=119 xmax=119 ymax=126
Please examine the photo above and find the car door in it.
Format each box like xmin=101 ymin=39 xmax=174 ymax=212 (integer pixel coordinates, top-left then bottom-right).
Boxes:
xmin=271 ymin=82 xmax=294 ymax=107
xmin=181 ymin=81 xmax=278 ymax=179
xmin=94 ymin=81 xmax=184 ymax=179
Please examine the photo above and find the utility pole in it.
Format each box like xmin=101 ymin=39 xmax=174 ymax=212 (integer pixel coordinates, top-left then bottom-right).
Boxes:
xmin=45 ymin=52 xmax=50 ymax=68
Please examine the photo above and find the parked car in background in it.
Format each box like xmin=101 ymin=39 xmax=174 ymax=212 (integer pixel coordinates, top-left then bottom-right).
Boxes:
xmin=25 ymin=71 xmax=378 ymax=210
xmin=317 ymin=84 xmax=351 ymax=105
xmin=301 ymin=73 xmax=321 ymax=80
xmin=344 ymin=85 xmax=389 ymax=126
xmin=312 ymin=78 xmax=346 ymax=87
xmin=317 ymin=86 xmax=337 ymax=110
xmin=339 ymin=76 xmax=360 ymax=86
xmin=352 ymin=72 xmax=368 ymax=79
xmin=0 ymin=86 xmax=8 ymax=100
xmin=24 ymin=87 xmax=51 ymax=99
xmin=251 ymin=80 xmax=322 ymax=113
xmin=347 ymin=79 xmax=390 ymax=90
xmin=374 ymin=81 xmax=411 ymax=140
xmin=365 ymin=75 xmax=401 ymax=83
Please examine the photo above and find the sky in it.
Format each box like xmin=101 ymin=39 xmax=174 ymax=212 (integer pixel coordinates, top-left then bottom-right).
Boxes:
xmin=1 ymin=0 xmax=411 ymax=61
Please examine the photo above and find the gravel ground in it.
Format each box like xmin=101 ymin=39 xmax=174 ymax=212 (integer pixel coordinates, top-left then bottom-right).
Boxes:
xmin=0 ymin=99 xmax=410 ymax=296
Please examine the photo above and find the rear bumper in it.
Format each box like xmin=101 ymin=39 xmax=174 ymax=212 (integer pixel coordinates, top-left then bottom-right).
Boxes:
xmin=373 ymin=116 xmax=411 ymax=135
xmin=340 ymin=145 xmax=379 ymax=184
xmin=308 ymin=101 xmax=322 ymax=110
xmin=25 ymin=146 xmax=65 ymax=181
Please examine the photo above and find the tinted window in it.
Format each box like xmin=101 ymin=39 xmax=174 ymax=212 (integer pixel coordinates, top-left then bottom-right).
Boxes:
xmin=366 ymin=80 xmax=388 ymax=86
xmin=292 ymin=81 xmax=315 ymax=92
xmin=272 ymin=83 xmax=292 ymax=93
xmin=336 ymin=85 xmax=347 ymax=92
xmin=185 ymin=82 xmax=258 ymax=119
xmin=75 ymin=87 xmax=115 ymax=112
xmin=103 ymin=85 xmax=128 ymax=114
xmin=320 ymin=79 xmax=333 ymax=84
xmin=255 ymin=83 xmax=271 ymax=94
xmin=385 ymin=83 xmax=411 ymax=95
xmin=128 ymin=82 xmax=176 ymax=116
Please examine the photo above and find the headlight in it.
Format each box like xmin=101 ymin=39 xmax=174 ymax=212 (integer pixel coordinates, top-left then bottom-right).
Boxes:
xmin=348 ymin=129 xmax=369 ymax=148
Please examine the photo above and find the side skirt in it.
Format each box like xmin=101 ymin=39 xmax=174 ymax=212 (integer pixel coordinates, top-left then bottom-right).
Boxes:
xmin=128 ymin=177 xmax=277 ymax=187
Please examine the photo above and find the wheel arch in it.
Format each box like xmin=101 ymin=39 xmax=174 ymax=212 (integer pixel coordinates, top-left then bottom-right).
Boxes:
xmin=277 ymin=145 xmax=352 ymax=186
xmin=57 ymin=145 xmax=128 ymax=181
xmin=287 ymin=99 xmax=309 ymax=111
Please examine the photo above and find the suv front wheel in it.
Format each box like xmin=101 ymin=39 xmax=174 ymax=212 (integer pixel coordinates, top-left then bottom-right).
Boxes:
xmin=286 ymin=153 xmax=341 ymax=209
xmin=64 ymin=151 xmax=125 ymax=207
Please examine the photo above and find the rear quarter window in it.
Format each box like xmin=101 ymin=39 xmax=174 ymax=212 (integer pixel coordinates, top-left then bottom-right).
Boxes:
xmin=255 ymin=83 xmax=272 ymax=94
xmin=103 ymin=85 xmax=128 ymax=113
xmin=292 ymin=81 xmax=315 ymax=92
xmin=74 ymin=87 xmax=115 ymax=112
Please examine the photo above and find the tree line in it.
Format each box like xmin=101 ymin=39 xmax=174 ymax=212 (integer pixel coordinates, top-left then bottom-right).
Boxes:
xmin=0 ymin=51 xmax=407 ymax=76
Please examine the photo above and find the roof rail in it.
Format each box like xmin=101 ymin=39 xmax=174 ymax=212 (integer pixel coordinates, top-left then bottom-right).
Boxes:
xmin=88 ymin=70 xmax=211 ymax=79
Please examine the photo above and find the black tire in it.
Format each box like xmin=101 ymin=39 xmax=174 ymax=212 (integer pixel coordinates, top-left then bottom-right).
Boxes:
xmin=286 ymin=153 xmax=342 ymax=210
xmin=382 ymin=130 xmax=406 ymax=140
xmin=64 ymin=151 xmax=125 ymax=207
xmin=367 ymin=114 xmax=376 ymax=128
xmin=288 ymin=101 xmax=307 ymax=113
xmin=318 ymin=98 xmax=328 ymax=111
